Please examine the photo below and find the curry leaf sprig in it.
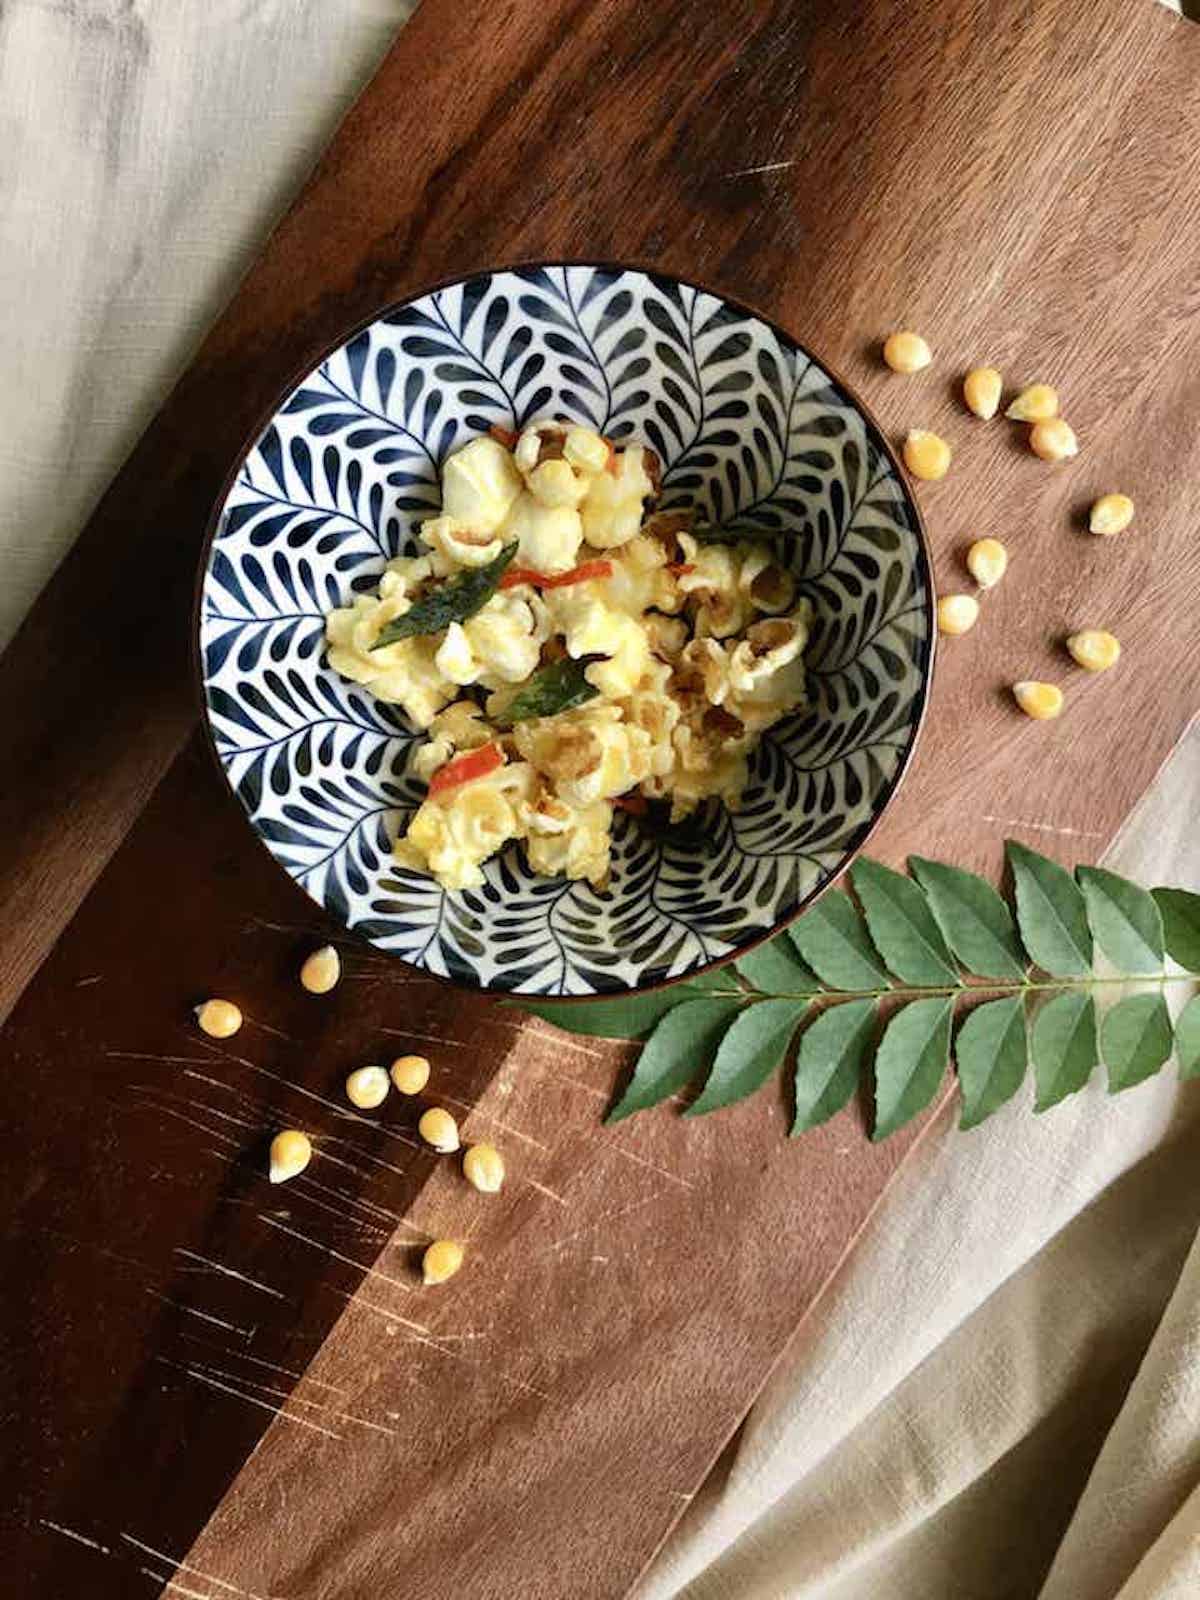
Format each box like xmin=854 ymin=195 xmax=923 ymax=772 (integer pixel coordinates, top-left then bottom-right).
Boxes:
xmin=516 ymin=843 xmax=1200 ymax=1140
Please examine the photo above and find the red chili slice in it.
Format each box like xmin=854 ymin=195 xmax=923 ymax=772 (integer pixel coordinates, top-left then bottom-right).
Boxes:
xmin=499 ymin=559 xmax=613 ymax=591
xmin=427 ymin=742 xmax=504 ymax=798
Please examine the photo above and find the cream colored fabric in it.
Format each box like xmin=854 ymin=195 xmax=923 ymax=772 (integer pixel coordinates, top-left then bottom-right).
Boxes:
xmin=3 ymin=4 xmax=1198 ymax=1598
xmin=638 ymin=726 xmax=1200 ymax=1600
xmin=0 ymin=0 xmax=416 ymax=653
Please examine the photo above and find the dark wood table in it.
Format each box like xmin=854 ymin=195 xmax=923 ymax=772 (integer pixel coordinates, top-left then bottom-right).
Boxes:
xmin=5 ymin=1 xmax=1200 ymax=1595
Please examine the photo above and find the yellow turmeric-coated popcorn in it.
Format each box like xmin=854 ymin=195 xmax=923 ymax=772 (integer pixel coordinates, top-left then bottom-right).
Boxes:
xmin=324 ymin=425 xmax=816 ymax=892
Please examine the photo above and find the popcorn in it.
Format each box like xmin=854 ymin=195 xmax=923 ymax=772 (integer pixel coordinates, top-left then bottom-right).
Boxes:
xmin=397 ymin=764 xmax=536 ymax=890
xmin=506 ymin=492 xmax=585 ymax=574
xmin=325 ymin=593 xmax=455 ymax=728
xmin=522 ymin=791 xmax=613 ymax=887
xmin=579 ymin=447 xmax=656 ymax=549
xmin=420 ymin=513 xmax=503 ymax=569
xmin=324 ymin=423 xmax=813 ymax=890
xmin=440 ymin=435 xmax=522 ymax=531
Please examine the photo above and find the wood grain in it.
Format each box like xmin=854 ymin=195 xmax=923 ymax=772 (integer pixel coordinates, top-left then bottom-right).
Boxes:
xmin=5 ymin=0 xmax=1200 ymax=1595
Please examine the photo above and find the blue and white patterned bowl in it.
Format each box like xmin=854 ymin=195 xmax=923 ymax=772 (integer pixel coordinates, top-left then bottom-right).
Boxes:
xmin=198 ymin=265 xmax=934 ymax=996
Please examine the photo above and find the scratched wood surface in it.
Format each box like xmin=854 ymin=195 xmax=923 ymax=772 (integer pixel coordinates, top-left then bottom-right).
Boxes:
xmin=5 ymin=0 xmax=1200 ymax=1595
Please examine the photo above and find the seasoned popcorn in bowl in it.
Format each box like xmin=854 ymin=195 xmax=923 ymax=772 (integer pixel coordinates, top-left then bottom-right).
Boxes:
xmin=323 ymin=420 xmax=813 ymax=893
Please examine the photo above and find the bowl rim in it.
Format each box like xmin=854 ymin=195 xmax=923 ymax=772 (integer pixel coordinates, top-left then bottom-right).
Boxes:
xmin=193 ymin=258 xmax=937 ymax=1001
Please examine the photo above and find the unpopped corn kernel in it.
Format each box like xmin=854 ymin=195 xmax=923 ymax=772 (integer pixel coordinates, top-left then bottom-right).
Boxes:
xmin=422 ymin=1239 xmax=464 ymax=1286
xmin=883 ymin=330 xmax=932 ymax=374
xmin=194 ymin=999 xmax=243 ymax=1039
xmin=903 ymin=429 xmax=952 ymax=481
xmin=269 ymin=1129 xmax=312 ymax=1185
xmin=300 ymin=945 xmax=341 ymax=995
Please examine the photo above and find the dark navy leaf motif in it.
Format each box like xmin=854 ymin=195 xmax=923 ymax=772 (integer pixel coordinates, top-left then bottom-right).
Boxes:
xmin=199 ymin=266 xmax=932 ymax=995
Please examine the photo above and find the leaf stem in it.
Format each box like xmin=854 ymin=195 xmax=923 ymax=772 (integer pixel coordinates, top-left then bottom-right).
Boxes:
xmin=728 ymin=971 xmax=1198 ymax=1006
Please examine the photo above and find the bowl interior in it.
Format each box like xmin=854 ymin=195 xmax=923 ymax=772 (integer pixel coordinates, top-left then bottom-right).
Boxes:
xmin=199 ymin=265 xmax=933 ymax=996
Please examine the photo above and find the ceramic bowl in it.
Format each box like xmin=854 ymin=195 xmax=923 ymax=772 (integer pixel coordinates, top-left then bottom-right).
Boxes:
xmin=198 ymin=264 xmax=934 ymax=996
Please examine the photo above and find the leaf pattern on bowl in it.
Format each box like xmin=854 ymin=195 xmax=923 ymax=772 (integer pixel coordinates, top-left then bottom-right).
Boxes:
xmin=199 ymin=265 xmax=933 ymax=995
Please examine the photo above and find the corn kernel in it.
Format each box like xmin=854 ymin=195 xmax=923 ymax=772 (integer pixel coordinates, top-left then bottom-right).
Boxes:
xmin=421 ymin=1239 xmax=464 ymax=1286
xmin=1067 ymin=629 xmax=1121 ymax=673
xmin=300 ymin=944 xmax=340 ymax=994
xmin=966 ymin=537 xmax=1008 ymax=588
xmin=963 ymin=367 xmax=1003 ymax=420
xmin=1029 ymin=417 xmax=1078 ymax=463
xmin=903 ymin=429 xmax=952 ymax=481
xmin=1012 ymin=681 xmax=1064 ymax=720
xmin=1005 ymin=384 xmax=1059 ymax=422
xmin=563 ymin=425 xmax=611 ymax=475
xmin=883 ymin=330 xmax=932 ymax=374
xmin=462 ymin=1142 xmax=505 ymax=1193
xmin=345 ymin=1065 xmax=390 ymax=1110
xmin=194 ymin=998 xmax=243 ymax=1039
xmin=936 ymin=594 xmax=980 ymax=636
xmin=418 ymin=1106 xmax=460 ymax=1153
xmin=1089 ymin=493 xmax=1134 ymax=537
xmin=390 ymin=1054 xmax=431 ymax=1095
xmin=269 ymin=1129 xmax=312 ymax=1185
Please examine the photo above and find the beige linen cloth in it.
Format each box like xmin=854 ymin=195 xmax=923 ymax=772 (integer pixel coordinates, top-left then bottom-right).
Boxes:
xmin=2 ymin=4 xmax=1198 ymax=1597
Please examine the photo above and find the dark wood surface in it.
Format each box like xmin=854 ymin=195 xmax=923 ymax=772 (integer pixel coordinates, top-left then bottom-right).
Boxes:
xmin=5 ymin=0 xmax=1200 ymax=1595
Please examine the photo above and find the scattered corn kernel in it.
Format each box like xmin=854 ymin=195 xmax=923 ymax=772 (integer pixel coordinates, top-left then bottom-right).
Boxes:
xmin=1005 ymin=384 xmax=1059 ymax=422
xmin=269 ymin=1128 xmax=312 ymax=1184
xmin=390 ymin=1054 xmax=432 ymax=1095
xmin=966 ymin=537 xmax=1008 ymax=588
xmin=963 ymin=366 xmax=1003 ymax=420
xmin=345 ymin=1065 xmax=390 ymax=1110
xmin=1089 ymin=493 xmax=1135 ymax=537
xmin=1029 ymin=417 xmax=1078 ymax=463
xmin=903 ymin=429 xmax=952 ymax=481
xmin=422 ymin=1239 xmax=464 ymax=1286
xmin=1012 ymin=680 xmax=1064 ymax=720
xmin=1067 ymin=629 xmax=1121 ymax=673
xmin=883 ymin=330 xmax=932 ymax=374
xmin=936 ymin=594 xmax=980 ymax=636
xmin=300 ymin=944 xmax=341 ymax=994
xmin=418 ymin=1106 xmax=460 ymax=1153
xmin=194 ymin=998 xmax=242 ymax=1038
xmin=462 ymin=1142 xmax=505 ymax=1193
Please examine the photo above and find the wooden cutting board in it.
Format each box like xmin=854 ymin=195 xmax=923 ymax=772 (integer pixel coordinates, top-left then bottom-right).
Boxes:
xmin=6 ymin=1 xmax=1200 ymax=1596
